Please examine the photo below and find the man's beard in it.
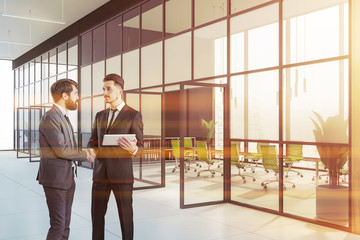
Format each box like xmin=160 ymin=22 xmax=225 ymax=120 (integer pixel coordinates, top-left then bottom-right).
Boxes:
xmin=65 ymin=99 xmax=78 ymax=110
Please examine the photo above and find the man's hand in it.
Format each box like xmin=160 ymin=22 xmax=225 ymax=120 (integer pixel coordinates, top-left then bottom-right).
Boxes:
xmin=117 ymin=137 xmax=138 ymax=155
xmin=85 ymin=148 xmax=96 ymax=163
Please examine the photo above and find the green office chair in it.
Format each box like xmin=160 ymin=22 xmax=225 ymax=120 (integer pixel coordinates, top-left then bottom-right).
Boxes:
xmin=171 ymin=140 xmax=197 ymax=173
xmin=184 ymin=137 xmax=192 ymax=148
xmin=312 ymin=157 xmax=349 ymax=184
xmin=231 ymin=142 xmax=255 ymax=183
xmin=242 ymin=142 xmax=269 ymax=173
xmin=261 ymin=145 xmax=295 ymax=190
xmin=284 ymin=144 xmax=304 ymax=178
xmin=171 ymin=140 xmax=181 ymax=172
xmin=339 ymin=159 xmax=349 ymax=184
xmin=184 ymin=137 xmax=198 ymax=168
xmin=196 ymin=141 xmax=223 ymax=177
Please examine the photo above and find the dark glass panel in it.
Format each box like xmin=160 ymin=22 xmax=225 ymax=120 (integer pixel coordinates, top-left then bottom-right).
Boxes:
xmin=106 ymin=15 xmax=122 ymax=57
xmin=123 ymin=7 xmax=140 ymax=51
xmin=141 ymin=0 xmax=163 ymax=45
xmin=93 ymin=25 xmax=106 ymax=62
xmin=81 ymin=31 xmax=92 ymax=66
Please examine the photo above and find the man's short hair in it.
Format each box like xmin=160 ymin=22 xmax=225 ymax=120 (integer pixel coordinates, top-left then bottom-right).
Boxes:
xmin=103 ymin=74 xmax=124 ymax=90
xmin=50 ymin=79 xmax=78 ymax=102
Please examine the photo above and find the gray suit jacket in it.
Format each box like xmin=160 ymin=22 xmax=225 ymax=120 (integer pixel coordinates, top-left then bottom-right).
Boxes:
xmin=37 ymin=105 xmax=87 ymax=190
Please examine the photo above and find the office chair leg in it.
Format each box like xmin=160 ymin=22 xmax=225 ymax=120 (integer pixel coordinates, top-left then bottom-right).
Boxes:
xmin=261 ymin=180 xmax=295 ymax=190
xmin=197 ymin=167 xmax=222 ymax=177
xmin=285 ymin=169 xmax=304 ymax=178
xmin=233 ymin=168 xmax=255 ymax=183
xmin=172 ymin=161 xmax=179 ymax=172
xmin=284 ymin=181 xmax=296 ymax=189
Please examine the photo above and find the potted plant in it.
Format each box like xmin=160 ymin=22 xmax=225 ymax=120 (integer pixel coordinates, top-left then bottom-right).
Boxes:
xmin=200 ymin=118 xmax=223 ymax=163
xmin=200 ymin=119 xmax=216 ymax=147
xmin=311 ymin=111 xmax=349 ymax=221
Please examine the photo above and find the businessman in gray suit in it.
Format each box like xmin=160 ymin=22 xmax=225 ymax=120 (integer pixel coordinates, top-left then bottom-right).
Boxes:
xmin=37 ymin=79 xmax=95 ymax=240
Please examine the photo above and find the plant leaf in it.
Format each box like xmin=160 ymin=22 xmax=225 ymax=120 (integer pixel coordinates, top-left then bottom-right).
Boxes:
xmin=311 ymin=119 xmax=322 ymax=142
xmin=312 ymin=111 xmax=326 ymax=129
xmin=201 ymin=119 xmax=209 ymax=128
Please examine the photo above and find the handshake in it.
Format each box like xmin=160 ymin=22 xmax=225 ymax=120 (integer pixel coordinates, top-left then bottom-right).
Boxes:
xmin=85 ymin=148 xmax=96 ymax=163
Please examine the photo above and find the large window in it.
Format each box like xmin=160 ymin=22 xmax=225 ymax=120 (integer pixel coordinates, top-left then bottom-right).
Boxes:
xmin=194 ymin=20 xmax=227 ymax=79
xmin=165 ymin=32 xmax=191 ymax=83
xmin=14 ymin=38 xmax=79 ymax=158
xmin=0 ymin=60 xmax=14 ymax=150
xmin=141 ymin=42 xmax=162 ymax=88
xmin=165 ymin=0 xmax=191 ymax=35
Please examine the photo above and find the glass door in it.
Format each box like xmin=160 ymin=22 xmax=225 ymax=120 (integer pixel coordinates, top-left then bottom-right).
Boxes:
xmin=179 ymin=82 xmax=229 ymax=208
xmin=16 ymin=107 xmax=29 ymax=158
xmin=126 ymin=90 xmax=165 ymax=190
xmin=29 ymin=106 xmax=51 ymax=162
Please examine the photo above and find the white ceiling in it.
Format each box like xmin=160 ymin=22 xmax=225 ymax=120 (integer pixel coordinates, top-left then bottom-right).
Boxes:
xmin=0 ymin=0 xmax=110 ymax=61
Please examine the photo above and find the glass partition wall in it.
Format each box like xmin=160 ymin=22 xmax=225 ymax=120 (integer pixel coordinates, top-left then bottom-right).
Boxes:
xmin=13 ymin=0 xmax=350 ymax=231
xmin=134 ymin=91 xmax=164 ymax=189
xmin=180 ymin=82 xmax=228 ymax=208
xmin=228 ymin=0 xmax=349 ymax=229
xmin=14 ymin=38 xmax=79 ymax=161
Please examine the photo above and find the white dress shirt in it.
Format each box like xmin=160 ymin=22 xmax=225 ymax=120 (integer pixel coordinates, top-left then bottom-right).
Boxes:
xmin=107 ymin=101 xmax=138 ymax=155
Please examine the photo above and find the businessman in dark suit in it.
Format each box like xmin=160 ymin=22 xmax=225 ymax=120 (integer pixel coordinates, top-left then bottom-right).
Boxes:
xmin=37 ymin=79 xmax=95 ymax=240
xmin=87 ymin=74 xmax=143 ymax=240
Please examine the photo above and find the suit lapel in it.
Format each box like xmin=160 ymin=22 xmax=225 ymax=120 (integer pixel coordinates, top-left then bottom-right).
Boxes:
xmin=100 ymin=108 xmax=111 ymax=141
xmin=107 ymin=105 xmax=129 ymax=133
xmin=52 ymin=105 xmax=75 ymax=147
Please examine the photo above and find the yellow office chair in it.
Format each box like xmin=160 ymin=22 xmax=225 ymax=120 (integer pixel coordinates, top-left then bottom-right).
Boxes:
xmin=196 ymin=141 xmax=222 ymax=177
xmin=184 ymin=137 xmax=198 ymax=168
xmin=284 ymin=144 xmax=304 ymax=178
xmin=313 ymin=157 xmax=349 ymax=184
xmin=261 ymin=145 xmax=295 ymax=190
xmin=171 ymin=140 xmax=197 ymax=173
xmin=242 ymin=142 xmax=269 ymax=173
xmin=231 ymin=142 xmax=255 ymax=183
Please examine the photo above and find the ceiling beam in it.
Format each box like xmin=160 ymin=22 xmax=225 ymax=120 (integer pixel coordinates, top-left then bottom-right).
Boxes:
xmin=13 ymin=0 xmax=143 ymax=69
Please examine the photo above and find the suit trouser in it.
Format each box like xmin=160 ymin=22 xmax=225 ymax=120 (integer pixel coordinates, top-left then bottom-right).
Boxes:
xmin=43 ymin=179 xmax=75 ymax=240
xmin=91 ymin=182 xmax=134 ymax=240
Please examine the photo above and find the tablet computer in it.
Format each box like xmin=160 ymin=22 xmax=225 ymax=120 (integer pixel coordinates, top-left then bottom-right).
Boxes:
xmin=102 ymin=134 xmax=136 ymax=146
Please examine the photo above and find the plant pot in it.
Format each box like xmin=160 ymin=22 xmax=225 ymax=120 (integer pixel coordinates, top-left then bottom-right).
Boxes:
xmin=316 ymin=184 xmax=349 ymax=221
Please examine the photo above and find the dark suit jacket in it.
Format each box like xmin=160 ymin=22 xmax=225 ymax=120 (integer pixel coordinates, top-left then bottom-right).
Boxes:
xmin=37 ymin=105 xmax=87 ymax=190
xmin=87 ymin=105 xmax=144 ymax=184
